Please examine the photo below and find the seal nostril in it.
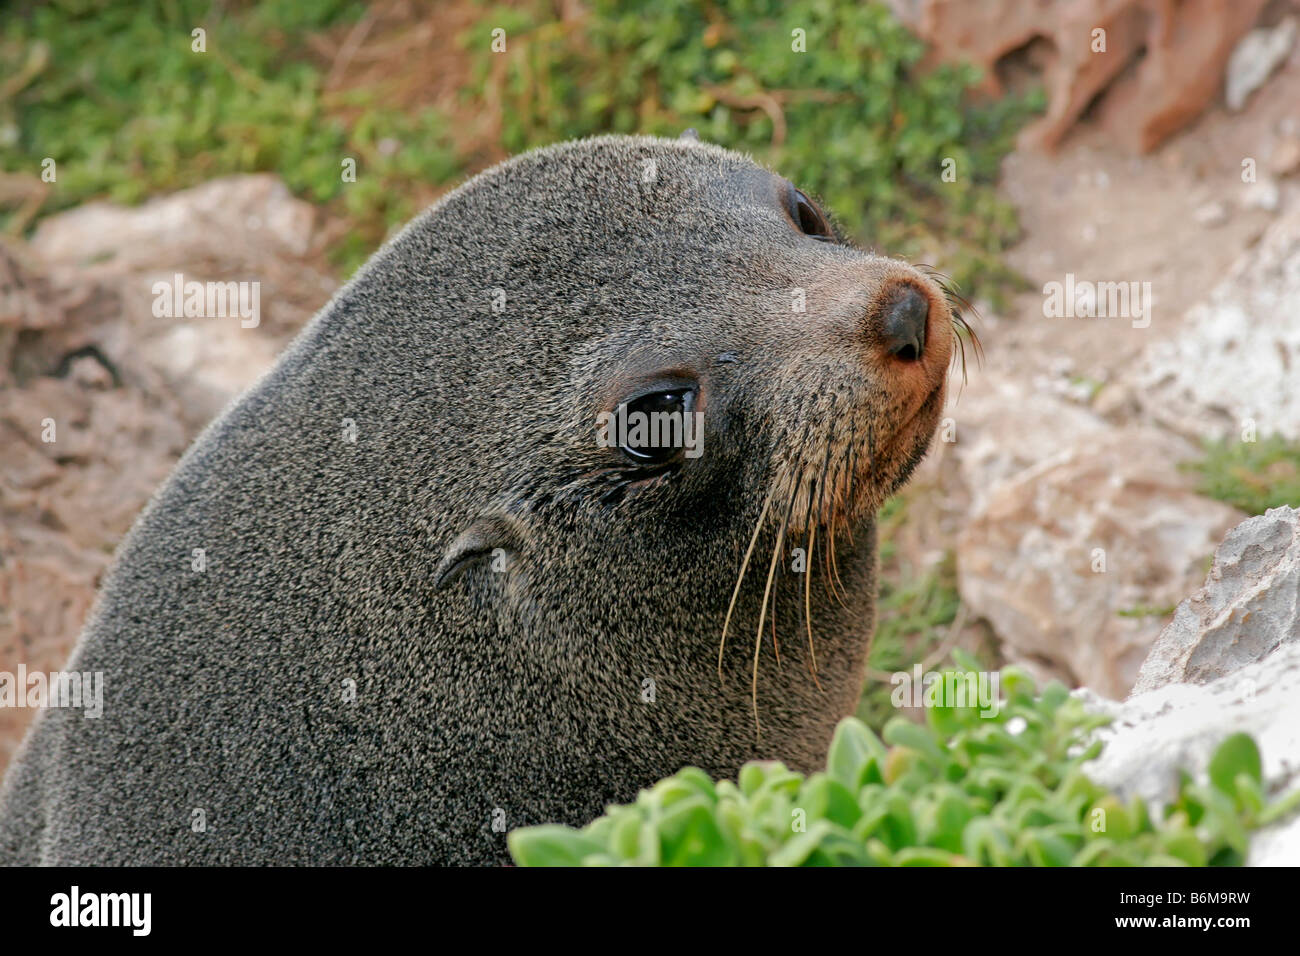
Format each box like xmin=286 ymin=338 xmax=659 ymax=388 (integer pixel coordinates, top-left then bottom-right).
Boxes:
xmin=879 ymin=286 xmax=928 ymax=361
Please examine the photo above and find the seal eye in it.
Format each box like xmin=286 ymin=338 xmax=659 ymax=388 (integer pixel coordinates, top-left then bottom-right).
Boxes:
xmin=615 ymin=387 xmax=697 ymax=465
xmin=787 ymin=184 xmax=832 ymax=240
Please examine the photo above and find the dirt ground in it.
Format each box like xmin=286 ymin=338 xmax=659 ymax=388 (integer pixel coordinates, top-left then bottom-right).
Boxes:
xmin=993 ymin=55 xmax=1300 ymax=380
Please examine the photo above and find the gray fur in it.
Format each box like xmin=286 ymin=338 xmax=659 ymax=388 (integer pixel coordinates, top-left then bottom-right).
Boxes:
xmin=0 ymin=135 xmax=949 ymax=864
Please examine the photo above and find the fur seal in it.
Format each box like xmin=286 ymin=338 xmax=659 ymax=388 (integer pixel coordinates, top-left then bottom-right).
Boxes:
xmin=0 ymin=134 xmax=958 ymax=865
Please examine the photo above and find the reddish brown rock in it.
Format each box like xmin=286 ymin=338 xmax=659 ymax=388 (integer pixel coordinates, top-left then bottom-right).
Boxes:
xmin=894 ymin=0 xmax=1273 ymax=153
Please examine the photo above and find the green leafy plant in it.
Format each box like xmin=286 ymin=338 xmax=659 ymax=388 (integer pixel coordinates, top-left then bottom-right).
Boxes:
xmin=1186 ymin=435 xmax=1300 ymax=516
xmin=509 ymin=657 xmax=1300 ymax=866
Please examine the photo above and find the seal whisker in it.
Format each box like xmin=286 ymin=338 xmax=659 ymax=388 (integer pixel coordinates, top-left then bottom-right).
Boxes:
xmin=824 ymin=440 xmax=852 ymax=608
xmin=751 ymin=516 xmax=787 ymax=738
xmin=824 ymin=518 xmax=846 ymax=608
xmin=815 ymin=438 xmax=834 ymax=529
xmin=770 ymin=487 xmax=801 ymax=670
xmin=915 ymin=261 xmax=982 ymax=384
xmin=828 ymin=512 xmax=850 ymax=607
xmin=844 ymin=418 xmax=859 ymax=550
xmin=771 ymin=606 xmax=780 ymax=668
xmin=803 ymin=522 xmax=823 ymax=690
xmin=813 ymin=439 xmax=846 ymax=605
xmin=718 ymin=488 xmax=774 ymax=684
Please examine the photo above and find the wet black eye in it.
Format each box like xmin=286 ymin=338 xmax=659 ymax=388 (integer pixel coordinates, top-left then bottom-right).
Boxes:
xmin=614 ymin=387 xmax=697 ymax=465
xmin=787 ymin=184 xmax=832 ymax=240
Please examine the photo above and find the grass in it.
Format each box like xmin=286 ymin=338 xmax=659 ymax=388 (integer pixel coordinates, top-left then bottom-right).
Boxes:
xmin=1117 ymin=603 xmax=1178 ymax=619
xmin=857 ymin=551 xmax=963 ymax=729
xmin=0 ymin=0 xmax=460 ymax=271
xmin=1186 ymin=435 xmax=1300 ymax=516
xmin=467 ymin=0 xmax=1044 ymax=299
xmin=3 ymin=0 xmax=1042 ymax=291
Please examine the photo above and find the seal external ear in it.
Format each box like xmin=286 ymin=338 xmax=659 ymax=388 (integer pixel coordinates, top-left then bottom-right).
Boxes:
xmin=434 ymin=513 xmax=526 ymax=589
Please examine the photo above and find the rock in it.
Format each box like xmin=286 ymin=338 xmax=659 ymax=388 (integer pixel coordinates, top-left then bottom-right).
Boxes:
xmin=1225 ymin=16 xmax=1297 ymax=112
xmin=27 ymin=174 xmax=331 ymax=429
xmin=957 ymin=427 xmax=1244 ymax=697
xmin=1132 ymin=507 xmax=1300 ymax=695
xmin=1129 ymin=202 xmax=1300 ymax=442
xmin=944 ymin=376 xmax=1108 ymax=515
xmin=1194 ymin=200 xmax=1230 ymax=226
xmin=1091 ymin=380 xmax=1139 ymax=421
xmin=0 ymin=372 xmax=189 ymax=770
xmin=1082 ymin=639 xmax=1300 ymax=865
xmin=64 ymin=353 xmax=114 ymax=390
xmin=30 ymin=174 xmax=316 ymax=268
xmin=1243 ymin=177 xmax=1281 ymax=212
xmin=1270 ymin=136 xmax=1300 ymax=177
xmin=893 ymin=0 xmax=1270 ymax=153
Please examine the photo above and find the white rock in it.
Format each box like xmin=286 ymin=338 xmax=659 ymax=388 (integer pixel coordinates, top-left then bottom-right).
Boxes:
xmin=1243 ymin=177 xmax=1281 ymax=212
xmin=31 ymin=174 xmax=316 ymax=265
xmin=27 ymin=175 xmax=329 ymax=427
xmin=945 ymin=377 xmax=1108 ymax=516
xmin=957 ymin=427 xmax=1243 ymax=697
xmin=1225 ymin=16 xmax=1297 ymax=111
xmin=1130 ymin=202 xmax=1300 ymax=441
xmin=1133 ymin=507 xmax=1300 ymax=694
xmin=1194 ymin=201 xmax=1230 ymax=226
xmin=1082 ymin=640 xmax=1300 ymax=865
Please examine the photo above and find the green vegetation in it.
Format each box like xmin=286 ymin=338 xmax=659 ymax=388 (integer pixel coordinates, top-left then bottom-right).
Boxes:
xmin=1187 ymin=435 xmax=1300 ymax=516
xmin=4 ymin=1 xmax=357 ymax=207
xmin=3 ymin=0 xmax=1041 ymax=288
xmin=861 ymin=494 xmax=987 ymax=729
xmin=472 ymin=0 xmax=1043 ymax=296
xmin=1117 ymin=603 xmax=1177 ymax=619
xmin=0 ymin=0 xmax=459 ymax=269
xmin=857 ymin=550 xmax=963 ymax=728
xmin=509 ymin=657 xmax=1300 ymax=866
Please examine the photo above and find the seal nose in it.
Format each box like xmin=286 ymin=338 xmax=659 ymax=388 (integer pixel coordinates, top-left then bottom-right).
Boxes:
xmin=878 ymin=285 xmax=928 ymax=362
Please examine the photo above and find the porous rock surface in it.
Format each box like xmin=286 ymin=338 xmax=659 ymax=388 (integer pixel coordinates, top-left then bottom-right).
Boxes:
xmin=1082 ymin=508 xmax=1300 ymax=866
xmin=1133 ymin=506 xmax=1300 ymax=694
